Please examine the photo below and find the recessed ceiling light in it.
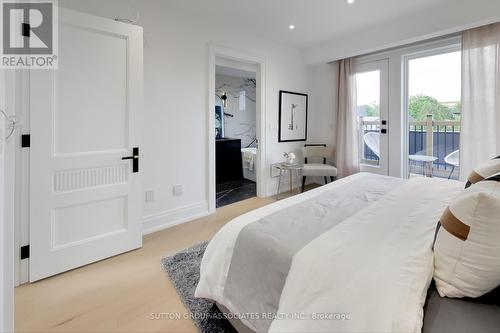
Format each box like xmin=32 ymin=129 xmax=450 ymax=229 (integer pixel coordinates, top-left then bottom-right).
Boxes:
xmin=289 ymin=25 xmax=295 ymax=30
xmin=347 ymin=0 xmax=355 ymax=4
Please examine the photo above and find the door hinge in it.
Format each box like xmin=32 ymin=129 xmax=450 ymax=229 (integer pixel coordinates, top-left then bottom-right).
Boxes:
xmin=20 ymin=245 xmax=30 ymax=260
xmin=21 ymin=134 xmax=30 ymax=148
xmin=22 ymin=23 xmax=30 ymax=37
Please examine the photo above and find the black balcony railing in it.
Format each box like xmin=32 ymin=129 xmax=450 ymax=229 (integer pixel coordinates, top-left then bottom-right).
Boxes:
xmin=360 ymin=116 xmax=460 ymax=178
xmin=408 ymin=125 xmax=460 ymax=171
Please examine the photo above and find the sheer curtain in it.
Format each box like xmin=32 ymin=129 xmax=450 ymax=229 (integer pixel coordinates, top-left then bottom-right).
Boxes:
xmin=334 ymin=58 xmax=360 ymax=178
xmin=460 ymin=22 xmax=500 ymax=179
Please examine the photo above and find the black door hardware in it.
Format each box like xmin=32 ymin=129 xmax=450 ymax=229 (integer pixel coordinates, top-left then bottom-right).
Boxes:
xmin=122 ymin=147 xmax=139 ymax=173
xmin=21 ymin=134 xmax=30 ymax=148
xmin=20 ymin=245 xmax=30 ymax=260
xmin=381 ymin=129 xmax=387 ymax=134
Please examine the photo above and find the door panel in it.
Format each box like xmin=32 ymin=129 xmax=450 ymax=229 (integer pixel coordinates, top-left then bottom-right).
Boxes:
xmin=356 ymin=59 xmax=389 ymax=175
xmin=52 ymin=196 xmax=127 ymax=249
xmin=405 ymin=50 xmax=461 ymax=179
xmin=55 ymin=25 xmax=128 ymax=155
xmin=30 ymin=9 xmax=143 ymax=281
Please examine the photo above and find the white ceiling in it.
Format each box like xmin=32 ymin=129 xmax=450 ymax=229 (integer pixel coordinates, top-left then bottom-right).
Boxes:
xmin=165 ymin=0 xmax=460 ymax=49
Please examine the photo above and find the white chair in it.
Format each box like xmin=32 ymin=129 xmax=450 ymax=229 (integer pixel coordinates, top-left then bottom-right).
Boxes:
xmin=363 ymin=132 xmax=380 ymax=158
xmin=301 ymin=144 xmax=338 ymax=192
xmin=444 ymin=150 xmax=460 ymax=179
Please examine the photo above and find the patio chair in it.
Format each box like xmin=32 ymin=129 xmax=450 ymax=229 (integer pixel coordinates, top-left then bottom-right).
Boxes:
xmin=363 ymin=132 xmax=380 ymax=158
xmin=444 ymin=150 xmax=460 ymax=179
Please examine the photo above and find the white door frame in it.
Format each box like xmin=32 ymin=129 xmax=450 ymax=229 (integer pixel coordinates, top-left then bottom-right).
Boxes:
xmin=207 ymin=45 xmax=266 ymax=213
xmin=1 ymin=69 xmax=14 ymax=333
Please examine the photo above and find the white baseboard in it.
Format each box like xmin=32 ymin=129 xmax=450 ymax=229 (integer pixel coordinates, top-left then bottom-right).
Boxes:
xmin=142 ymin=200 xmax=209 ymax=235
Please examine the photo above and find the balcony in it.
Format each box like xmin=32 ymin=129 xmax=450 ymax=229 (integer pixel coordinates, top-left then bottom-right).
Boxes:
xmin=360 ymin=115 xmax=460 ymax=180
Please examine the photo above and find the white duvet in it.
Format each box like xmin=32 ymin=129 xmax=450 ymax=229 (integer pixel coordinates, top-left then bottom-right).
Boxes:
xmin=196 ymin=173 xmax=464 ymax=332
xmin=270 ymin=177 xmax=463 ymax=332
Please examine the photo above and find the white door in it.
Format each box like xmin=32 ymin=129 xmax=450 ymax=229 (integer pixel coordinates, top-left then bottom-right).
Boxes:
xmin=355 ymin=59 xmax=389 ymax=175
xmin=29 ymin=9 xmax=143 ymax=281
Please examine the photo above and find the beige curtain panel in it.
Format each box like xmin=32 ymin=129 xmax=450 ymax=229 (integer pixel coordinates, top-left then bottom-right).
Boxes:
xmin=335 ymin=58 xmax=360 ymax=178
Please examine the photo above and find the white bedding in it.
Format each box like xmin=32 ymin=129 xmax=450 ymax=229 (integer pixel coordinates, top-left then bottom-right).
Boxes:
xmin=195 ymin=173 xmax=464 ymax=332
xmin=270 ymin=176 xmax=463 ymax=332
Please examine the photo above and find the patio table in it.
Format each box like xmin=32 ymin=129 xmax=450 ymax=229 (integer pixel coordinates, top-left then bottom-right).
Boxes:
xmin=409 ymin=155 xmax=438 ymax=177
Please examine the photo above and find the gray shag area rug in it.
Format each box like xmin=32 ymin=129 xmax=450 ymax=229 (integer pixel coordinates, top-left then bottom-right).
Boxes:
xmin=161 ymin=241 xmax=237 ymax=333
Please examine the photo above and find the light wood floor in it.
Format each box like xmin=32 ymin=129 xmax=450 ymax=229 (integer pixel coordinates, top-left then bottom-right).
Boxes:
xmin=15 ymin=196 xmax=276 ymax=333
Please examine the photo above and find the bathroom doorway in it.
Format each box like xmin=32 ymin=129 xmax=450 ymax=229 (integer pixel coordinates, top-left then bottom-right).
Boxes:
xmin=208 ymin=46 xmax=266 ymax=211
xmin=215 ymin=65 xmax=257 ymax=207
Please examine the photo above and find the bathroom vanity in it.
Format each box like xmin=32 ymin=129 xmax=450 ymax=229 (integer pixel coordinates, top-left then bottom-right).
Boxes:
xmin=216 ymin=138 xmax=243 ymax=185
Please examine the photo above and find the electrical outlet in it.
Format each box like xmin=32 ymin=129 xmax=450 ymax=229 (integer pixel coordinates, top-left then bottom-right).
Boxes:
xmin=173 ymin=184 xmax=183 ymax=196
xmin=145 ymin=190 xmax=155 ymax=202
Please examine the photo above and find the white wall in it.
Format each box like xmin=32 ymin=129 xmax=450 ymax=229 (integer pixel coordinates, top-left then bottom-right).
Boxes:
xmin=303 ymin=0 xmax=500 ymax=65
xmin=306 ymin=63 xmax=337 ymax=149
xmin=300 ymin=63 xmax=338 ymax=185
xmin=59 ymin=0 xmax=312 ymax=232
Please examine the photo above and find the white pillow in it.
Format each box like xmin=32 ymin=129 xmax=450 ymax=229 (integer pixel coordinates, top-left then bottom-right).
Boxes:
xmin=433 ymin=179 xmax=500 ymax=298
xmin=466 ymin=157 xmax=500 ymax=188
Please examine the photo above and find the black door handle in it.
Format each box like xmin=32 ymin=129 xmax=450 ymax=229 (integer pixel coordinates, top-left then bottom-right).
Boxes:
xmin=381 ymin=129 xmax=387 ymax=134
xmin=122 ymin=147 xmax=139 ymax=173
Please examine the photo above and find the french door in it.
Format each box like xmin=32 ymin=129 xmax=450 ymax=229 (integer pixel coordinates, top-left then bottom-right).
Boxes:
xmin=29 ymin=9 xmax=143 ymax=281
xmin=355 ymin=59 xmax=389 ymax=175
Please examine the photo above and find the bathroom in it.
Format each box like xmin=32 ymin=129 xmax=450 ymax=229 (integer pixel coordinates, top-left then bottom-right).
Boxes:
xmin=215 ymin=65 xmax=257 ymax=207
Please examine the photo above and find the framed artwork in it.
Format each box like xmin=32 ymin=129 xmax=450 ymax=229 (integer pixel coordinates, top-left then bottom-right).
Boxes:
xmin=278 ymin=90 xmax=308 ymax=142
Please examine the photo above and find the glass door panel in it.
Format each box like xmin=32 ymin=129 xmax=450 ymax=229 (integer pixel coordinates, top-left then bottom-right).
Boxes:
xmin=356 ymin=59 xmax=389 ymax=175
xmin=406 ymin=50 xmax=461 ymax=179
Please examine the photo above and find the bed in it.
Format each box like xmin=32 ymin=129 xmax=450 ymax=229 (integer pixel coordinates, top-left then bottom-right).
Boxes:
xmin=195 ymin=173 xmax=499 ymax=332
